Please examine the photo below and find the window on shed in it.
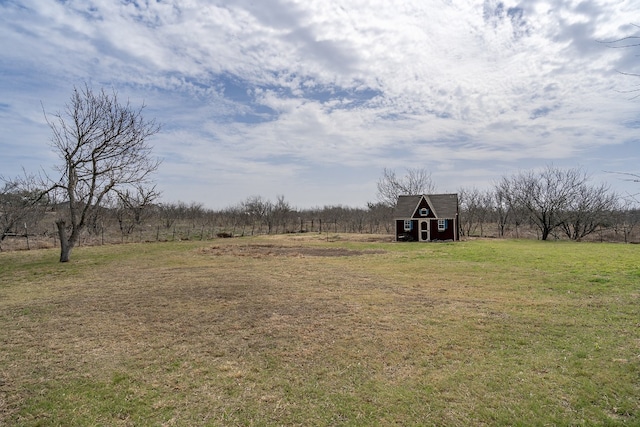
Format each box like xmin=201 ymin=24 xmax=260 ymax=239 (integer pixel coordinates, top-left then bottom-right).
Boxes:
xmin=420 ymin=208 xmax=429 ymax=216
xmin=438 ymin=219 xmax=447 ymax=231
xmin=404 ymin=220 xmax=413 ymax=231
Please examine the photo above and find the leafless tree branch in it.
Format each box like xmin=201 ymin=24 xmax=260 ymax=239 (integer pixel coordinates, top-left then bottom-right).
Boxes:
xmin=43 ymin=83 xmax=161 ymax=261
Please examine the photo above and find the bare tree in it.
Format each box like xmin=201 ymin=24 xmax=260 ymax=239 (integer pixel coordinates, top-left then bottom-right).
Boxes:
xmin=242 ymin=196 xmax=273 ymax=234
xmin=560 ymin=181 xmax=619 ymax=241
xmin=376 ymin=167 xmax=436 ymax=207
xmin=600 ymin=27 xmax=640 ymax=198
xmin=606 ymin=171 xmax=640 ymax=207
xmin=272 ymin=195 xmax=291 ymax=233
xmin=43 ymin=83 xmax=160 ymax=262
xmin=158 ymin=202 xmax=183 ymax=230
xmin=612 ymin=201 xmax=640 ymax=243
xmin=495 ymin=176 xmax=529 ymax=238
xmin=492 ymin=183 xmax=511 ymax=237
xmin=366 ymin=201 xmax=394 ymax=233
xmin=599 ymin=26 xmax=640 ymax=99
xmin=0 ymin=175 xmax=48 ymax=250
xmin=458 ymin=187 xmax=492 ymax=237
xmin=613 ymin=171 xmax=640 ymax=184
xmin=502 ymin=166 xmax=592 ymax=240
xmin=115 ymin=185 xmax=160 ymax=240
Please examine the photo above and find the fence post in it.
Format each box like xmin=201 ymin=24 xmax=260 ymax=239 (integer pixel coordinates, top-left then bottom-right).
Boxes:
xmin=24 ymin=223 xmax=30 ymax=250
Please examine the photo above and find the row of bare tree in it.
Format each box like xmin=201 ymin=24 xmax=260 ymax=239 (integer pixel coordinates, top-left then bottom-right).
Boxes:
xmin=459 ymin=166 xmax=638 ymax=241
xmin=0 ymin=188 xmax=396 ymax=251
xmin=2 ymin=165 xmax=638 ymax=252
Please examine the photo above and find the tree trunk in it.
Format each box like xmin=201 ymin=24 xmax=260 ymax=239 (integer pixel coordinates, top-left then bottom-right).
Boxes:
xmin=56 ymin=219 xmax=72 ymax=262
xmin=541 ymin=227 xmax=550 ymax=241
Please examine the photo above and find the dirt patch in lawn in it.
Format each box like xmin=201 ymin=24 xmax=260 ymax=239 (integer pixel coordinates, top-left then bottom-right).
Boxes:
xmin=200 ymin=244 xmax=386 ymax=258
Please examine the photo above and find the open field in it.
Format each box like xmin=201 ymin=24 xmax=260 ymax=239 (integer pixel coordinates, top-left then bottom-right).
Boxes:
xmin=1 ymin=234 xmax=638 ymax=426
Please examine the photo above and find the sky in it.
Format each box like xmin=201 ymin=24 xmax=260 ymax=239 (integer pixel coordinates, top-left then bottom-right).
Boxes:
xmin=1 ymin=0 xmax=639 ymax=209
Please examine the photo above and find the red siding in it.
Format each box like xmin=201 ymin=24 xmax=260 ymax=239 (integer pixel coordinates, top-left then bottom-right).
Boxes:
xmin=396 ymin=220 xmax=418 ymax=241
xmin=429 ymin=219 xmax=456 ymax=241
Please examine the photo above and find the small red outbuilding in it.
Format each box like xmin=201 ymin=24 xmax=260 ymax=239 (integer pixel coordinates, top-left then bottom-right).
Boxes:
xmin=394 ymin=194 xmax=459 ymax=242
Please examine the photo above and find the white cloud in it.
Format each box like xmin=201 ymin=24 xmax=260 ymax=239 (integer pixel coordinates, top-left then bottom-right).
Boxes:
xmin=1 ymin=0 xmax=639 ymax=208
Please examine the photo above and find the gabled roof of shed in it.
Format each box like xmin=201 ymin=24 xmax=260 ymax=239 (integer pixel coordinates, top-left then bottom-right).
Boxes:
xmin=394 ymin=195 xmax=422 ymax=217
xmin=394 ymin=193 xmax=459 ymax=218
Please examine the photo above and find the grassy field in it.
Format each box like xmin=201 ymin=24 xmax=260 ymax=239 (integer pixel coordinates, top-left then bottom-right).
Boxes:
xmin=0 ymin=234 xmax=638 ymax=426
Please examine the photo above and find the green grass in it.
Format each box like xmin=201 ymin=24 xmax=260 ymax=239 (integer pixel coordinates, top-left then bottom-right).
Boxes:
xmin=0 ymin=235 xmax=638 ymax=426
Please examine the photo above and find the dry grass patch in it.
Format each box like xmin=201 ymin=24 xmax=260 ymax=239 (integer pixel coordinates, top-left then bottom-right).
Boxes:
xmin=200 ymin=243 xmax=386 ymax=258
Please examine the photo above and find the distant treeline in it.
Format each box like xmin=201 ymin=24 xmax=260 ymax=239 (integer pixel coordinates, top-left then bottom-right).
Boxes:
xmin=2 ymin=188 xmax=639 ymax=252
xmin=3 ymin=165 xmax=640 ymax=251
